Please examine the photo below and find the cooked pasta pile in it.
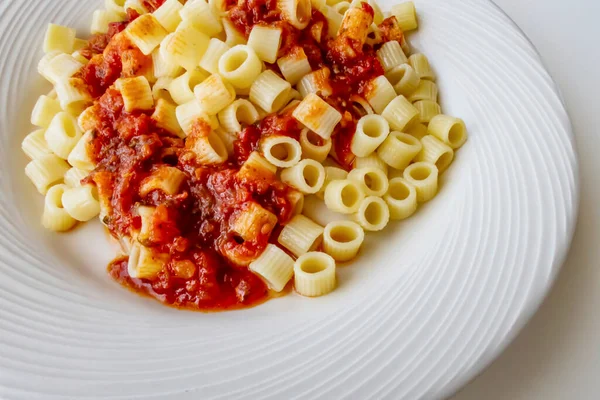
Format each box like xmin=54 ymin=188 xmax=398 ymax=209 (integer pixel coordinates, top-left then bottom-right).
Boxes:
xmin=23 ymin=0 xmax=467 ymax=310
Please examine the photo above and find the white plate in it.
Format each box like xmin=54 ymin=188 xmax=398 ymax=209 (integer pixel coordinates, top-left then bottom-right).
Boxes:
xmin=0 ymin=0 xmax=578 ymax=398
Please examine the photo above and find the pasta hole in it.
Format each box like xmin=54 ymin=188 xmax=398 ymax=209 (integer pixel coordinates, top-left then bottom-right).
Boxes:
xmin=330 ymin=226 xmax=357 ymax=243
xmin=362 ymin=118 xmax=385 ymax=138
xmin=236 ymin=105 xmax=255 ymax=124
xmin=271 ymin=143 xmax=294 ymax=162
xmin=365 ymin=202 xmax=383 ymax=225
xmin=389 ymin=182 xmax=410 ymax=200
xmin=64 ymin=119 xmax=78 ymax=138
xmin=436 ymin=151 xmax=453 ymax=171
xmin=208 ymin=134 xmax=228 ymax=159
xmin=272 ymin=90 xmax=290 ymax=112
xmin=409 ymin=166 xmax=431 ymax=181
xmin=448 ymin=124 xmax=464 ymax=146
xmin=233 ymin=235 xmax=245 ymax=244
xmin=397 ymin=134 xmax=418 ymax=146
xmin=341 ymin=184 xmax=360 ymax=207
xmin=224 ymin=51 xmax=248 ymax=72
xmin=300 ymin=260 xmax=327 ymax=274
xmin=307 ymin=130 xmax=324 ymax=147
xmin=302 ymin=165 xmax=320 ymax=187
xmin=89 ymin=185 xmax=100 ymax=202
xmin=364 ymin=172 xmax=383 ymax=191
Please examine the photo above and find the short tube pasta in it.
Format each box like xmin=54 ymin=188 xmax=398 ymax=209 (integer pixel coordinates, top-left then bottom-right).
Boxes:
xmin=25 ymin=154 xmax=70 ymax=195
xmin=277 ymin=47 xmax=312 ymax=85
xmin=168 ymin=69 xmax=208 ymax=105
xmin=280 ymin=159 xmax=326 ymax=194
xmin=324 ymin=179 xmax=365 ymax=214
xmin=348 ymin=167 xmax=389 ymax=197
xmin=407 ymin=80 xmax=438 ymax=103
xmin=199 ymin=38 xmax=230 ymax=74
xmin=180 ymin=0 xmax=222 ymax=37
xmin=351 ymin=114 xmax=390 ymax=157
xmin=406 ymin=123 xmax=428 ymax=140
xmin=322 ymin=221 xmax=365 ymax=262
xmin=292 ymin=93 xmax=341 ymax=140
xmin=152 ymin=48 xmax=183 ymax=78
xmin=67 ymin=130 xmax=95 ymax=171
xmin=413 ymin=100 xmax=441 ymax=124
xmin=152 ymin=98 xmax=184 ymax=137
xmin=249 ymin=244 xmax=295 ymax=292
xmin=409 ymin=53 xmax=436 ymax=81
xmin=403 ymin=161 xmax=438 ymax=202
xmin=64 ymin=167 xmax=89 ymax=187
xmin=238 ymin=151 xmax=277 ymax=180
xmin=124 ymin=14 xmax=168 ymax=55
xmin=354 ymin=154 xmax=388 ymax=176
xmin=42 ymin=184 xmax=77 ymax=232
xmin=391 ymin=1 xmax=418 ymax=32
xmin=62 ymin=184 xmax=101 ymax=222
xmin=377 ymin=131 xmax=423 ymax=170
xmin=188 ymin=131 xmax=229 ymax=164
xmin=116 ymin=76 xmax=154 ymax=112
xmin=218 ymin=45 xmax=263 ymax=89
xmin=415 ymin=135 xmax=454 ymax=173
xmin=127 ymin=242 xmax=168 ymax=279
xmin=278 ymin=0 xmax=312 ymax=29
xmin=427 ymin=114 xmax=468 ymax=149
xmin=43 ymin=23 xmax=76 ymax=54
xmin=250 ymin=70 xmax=292 ymax=113
xmin=294 ymin=252 xmax=336 ymax=297
xmin=175 ymin=100 xmax=213 ymax=135
xmin=297 ymin=67 xmax=333 ymax=98
xmin=376 ymin=41 xmax=407 ymax=72
xmin=364 ymin=75 xmax=397 ymax=114
xmin=260 ymin=135 xmax=302 ymax=168
xmin=247 ymin=25 xmax=282 ymax=63
xmin=161 ymin=23 xmax=210 ymax=71
xmin=299 ymin=128 xmax=332 ymax=163
xmin=354 ymin=196 xmax=390 ymax=231
xmin=278 ymin=214 xmax=324 ymax=257
xmin=31 ymin=95 xmax=62 ymax=128
xmin=381 ymin=95 xmax=420 ymax=131
xmin=194 ymin=74 xmax=236 ymax=115
xmin=22 ymin=129 xmax=51 ymax=160
xmin=218 ymin=99 xmax=259 ymax=133
xmin=153 ymin=0 xmax=183 ymax=32
xmin=384 ymin=177 xmax=418 ymax=220
xmin=222 ymin=17 xmax=247 ymax=46
xmin=45 ymin=112 xmax=82 ymax=159
xmin=316 ymin=166 xmax=349 ymax=199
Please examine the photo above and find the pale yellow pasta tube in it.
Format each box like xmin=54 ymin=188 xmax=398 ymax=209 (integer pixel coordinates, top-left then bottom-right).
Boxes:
xmin=364 ymin=75 xmax=396 ymax=114
xmin=288 ymin=189 xmax=305 ymax=216
xmin=218 ymin=45 xmax=263 ymax=89
xmin=384 ymin=177 xmax=417 ymax=220
xmin=22 ymin=130 xmax=51 ymax=160
xmin=124 ymin=0 xmax=148 ymax=14
xmin=316 ymin=166 xmax=348 ymax=199
xmin=415 ymin=135 xmax=454 ymax=173
xmin=249 ymin=244 xmax=295 ymax=292
xmin=350 ymin=0 xmax=383 ymax=23
xmin=376 ymin=41 xmax=407 ymax=72
xmin=406 ymin=123 xmax=428 ymax=140
xmin=194 ymin=74 xmax=236 ymax=115
xmin=407 ymin=80 xmax=438 ymax=103
xmin=323 ymin=6 xmax=343 ymax=37
xmin=427 ymin=114 xmax=468 ymax=149
xmin=125 ymin=14 xmax=168 ymax=55
xmin=188 ymin=132 xmax=229 ymax=164
xmin=222 ymin=17 xmax=247 ymax=46
xmin=199 ymin=38 xmax=230 ymax=75
xmin=37 ymin=51 xmax=61 ymax=82
xmin=354 ymin=154 xmax=388 ymax=175
xmin=354 ymin=196 xmax=389 ymax=231
xmin=209 ymin=0 xmax=228 ymax=18
xmin=277 ymin=47 xmax=312 ymax=85
xmin=215 ymin=129 xmax=237 ymax=155
xmin=324 ymin=179 xmax=365 ymax=214
xmin=248 ymin=25 xmax=282 ymax=64
xmin=250 ymin=70 xmax=292 ymax=113
xmin=377 ymin=131 xmax=423 ymax=170
xmin=292 ymin=93 xmax=341 ymax=140
xmin=391 ymin=1 xmax=418 ymax=31
xmin=351 ymin=114 xmax=390 ymax=157
xmin=180 ymin=0 xmax=222 ymax=37
xmin=105 ymin=0 xmax=126 ymax=16
xmin=43 ymin=23 xmax=76 ymax=54
xmin=127 ymin=242 xmax=168 ymax=279
xmin=297 ymin=68 xmax=333 ymax=98
xmin=323 ymin=220 xmax=364 ymax=262
xmin=278 ymin=215 xmax=324 ymax=257
xmin=280 ymin=159 xmax=326 ymax=194
xmin=260 ymin=135 xmax=302 ymax=168
xmin=39 ymin=53 xmax=84 ymax=85
xmin=64 ymin=167 xmax=89 ymax=187
xmin=152 ymin=77 xmax=174 ymax=102
xmin=218 ymin=99 xmax=259 ymax=133
xmin=409 ymin=53 xmax=436 ymax=81
xmin=299 ymin=128 xmax=332 ymax=163
xmin=152 ymin=0 xmax=183 ymax=32
xmin=42 ymin=184 xmax=77 ymax=232
xmin=278 ymin=0 xmax=312 ymax=29
xmin=168 ymin=69 xmax=208 ymax=105
xmin=152 ymin=49 xmax=183 ymax=78
xmin=381 ymin=95 xmax=420 ymax=131
xmin=152 ymin=98 xmax=184 ymax=137
xmin=62 ymin=184 xmax=101 ymax=222
xmin=403 ymin=162 xmax=438 ymax=202
xmin=413 ymin=100 xmax=441 ymax=124
xmin=45 ymin=112 xmax=82 ymax=159
xmin=348 ymin=167 xmax=389 ymax=197
xmin=31 ymin=95 xmax=62 ymax=129
xmin=25 ymin=154 xmax=70 ymax=195
xmin=350 ymin=95 xmax=374 ymax=116
xmin=55 ymin=78 xmax=92 ymax=114
xmin=139 ymin=166 xmax=187 ymax=196
xmin=116 ymin=76 xmax=154 ymax=112
xmin=294 ymin=252 xmax=336 ymax=297
xmin=67 ymin=130 xmax=95 ymax=171
xmin=161 ymin=23 xmax=210 ymax=71
xmin=237 ymin=151 xmax=277 ymax=180
xmin=175 ymin=100 xmax=213 ymax=135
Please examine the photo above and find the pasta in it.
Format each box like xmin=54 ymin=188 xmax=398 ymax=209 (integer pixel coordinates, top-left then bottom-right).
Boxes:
xmin=26 ymin=0 xmax=467 ymax=310
xmin=354 ymin=196 xmax=390 ymax=231
xmin=351 ymin=114 xmax=390 ymax=157
xmin=292 ymin=93 xmax=341 ymax=140
xmin=278 ymin=215 xmax=324 ymax=257
xmin=377 ymin=131 xmax=423 ymax=170
xmin=249 ymin=244 xmax=295 ymax=292
xmin=294 ymin=252 xmax=336 ymax=297
xmin=322 ymin=221 xmax=365 ymax=262
xmin=403 ymin=162 xmax=439 ymax=202
xmin=384 ymin=177 xmax=418 ymax=220
xmin=218 ymin=45 xmax=263 ymax=89
xmin=280 ymin=159 xmax=326 ymax=194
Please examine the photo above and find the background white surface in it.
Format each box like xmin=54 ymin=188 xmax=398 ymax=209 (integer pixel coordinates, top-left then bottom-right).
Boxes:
xmin=454 ymin=0 xmax=600 ymax=399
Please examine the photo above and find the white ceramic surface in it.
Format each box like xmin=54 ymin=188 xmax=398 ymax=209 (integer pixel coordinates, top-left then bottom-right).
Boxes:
xmin=0 ymin=0 xmax=578 ymax=399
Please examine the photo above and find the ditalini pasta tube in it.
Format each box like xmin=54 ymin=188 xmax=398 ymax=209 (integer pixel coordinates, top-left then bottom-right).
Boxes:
xmin=299 ymin=128 xmax=332 ymax=163
xmin=351 ymin=114 xmax=390 ymax=157
xmin=152 ymin=98 xmax=184 ymax=137
xmin=384 ymin=177 xmax=418 ymax=220
xmin=62 ymin=184 xmax=101 ymax=222
xmin=127 ymin=242 xmax=168 ymax=279
xmin=391 ymin=1 xmax=418 ymax=32
xmin=386 ymin=64 xmax=420 ymax=96
xmin=277 ymin=46 xmax=312 ymax=85
xmin=218 ymin=45 xmax=263 ymax=89
xmin=406 ymin=123 xmax=428 ymax=140
xmin=260 ymin=135 xmax=302 ymax=168
xmin=187 ymin=131 xmax=229 ymax=164
xmin=381 ymin=95 xmax=420 ymax=132
xmin=180 ymin=0 xmax=222 ymax=37
xmin=348 ymin=167 xmax=389 ymax=197
xmin=364 ymin=75 xmax=397 ymax=114
xmin=427 ymin=114 xmax=468 ymax=149
xmin=237 ymin=151 xmax=277 ymax=181
xmin=116 ymin=76 xmax=154 ymax=112
xmin=376 ymin=40 xmax=408 ymax=72
xmin=324 ymin=179 xmax=365 ymax=214
xmin=25 ymin=154 xmax=69 ymax=195
xmin=124 ymin=14 xmax=168 ymax=55
xmin=377 ymin=131 xmax=423 ymax=170
xmin=199 ymin=38 xmax=230 ymax=75
xmin=354 ymin=196 xmax=390 ymax=231
xmin=67 ymin=130 xmax=95 ymax=171
xmin=413 ymin=100 xmax=441 ymax=124
xmin=407 ymin=80 xmax=438 ymax=103
xmin=408 ymin=53 xmax=436 ymax=81
xmin=294 ymin=251 xmax=336 ymax=297
xmin=152 ymin=48 xmax=183 ymax=78
xmin=22 ymin=129 xmax=51 ymax=161
xmin=323 ymin=221 xmax=365 ymax=262
xmin=30 ymin=95 xmax=62 ymax=128
xmin=64 ymin=167 xmax=88 ymax=187
xmin=218 ymin=99 xmax=259 ymax=133
xmin=45 ymin=112 xmax=83 ymax=159
xmin=42 ymin=184 xmax=77 ymax=232
xmin=161 ymin=23 xmax=210 ymax=71
xmin=278 ymin=215 xmax=324 ymax=257
xmin=43 ymin=23 xmax=76 ymax=53
xmin=280 ymin=159 xmax=326 ymax=194
xmin=249 ymin=244 xmax=295 ymax=292
xmin=153 ymin=0 xmax=183 ymax=32
xmin=292 ymin=93 xmax=342 ymax=140
xmin=278 ymin=0 xmax=312 ymax=29
xmin=247 ymin=25 xmax=282 ymax=63
xmin=415 ymin=135 xmax=454 ymax=173
xmin=403 ymin=162 xmax=439 ymax=202
xmin=194 ymin=74 xmax=236 ymax=115
xmin=250 ymin=70 xmax=292 ymax=113
xmin=139 ymin=166 xmax=187 ymax=196
xmin=354 ymin=154 xmax=388 ymax=175
xmin=168 ymin=69 xmax=208 ymax=105
xmin=316 ymin=166 xmax=349 ymax=199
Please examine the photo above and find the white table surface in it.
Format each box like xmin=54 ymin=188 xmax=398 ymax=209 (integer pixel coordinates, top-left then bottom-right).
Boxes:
xmin=452 ymin=0 xmax=600 ymax=399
